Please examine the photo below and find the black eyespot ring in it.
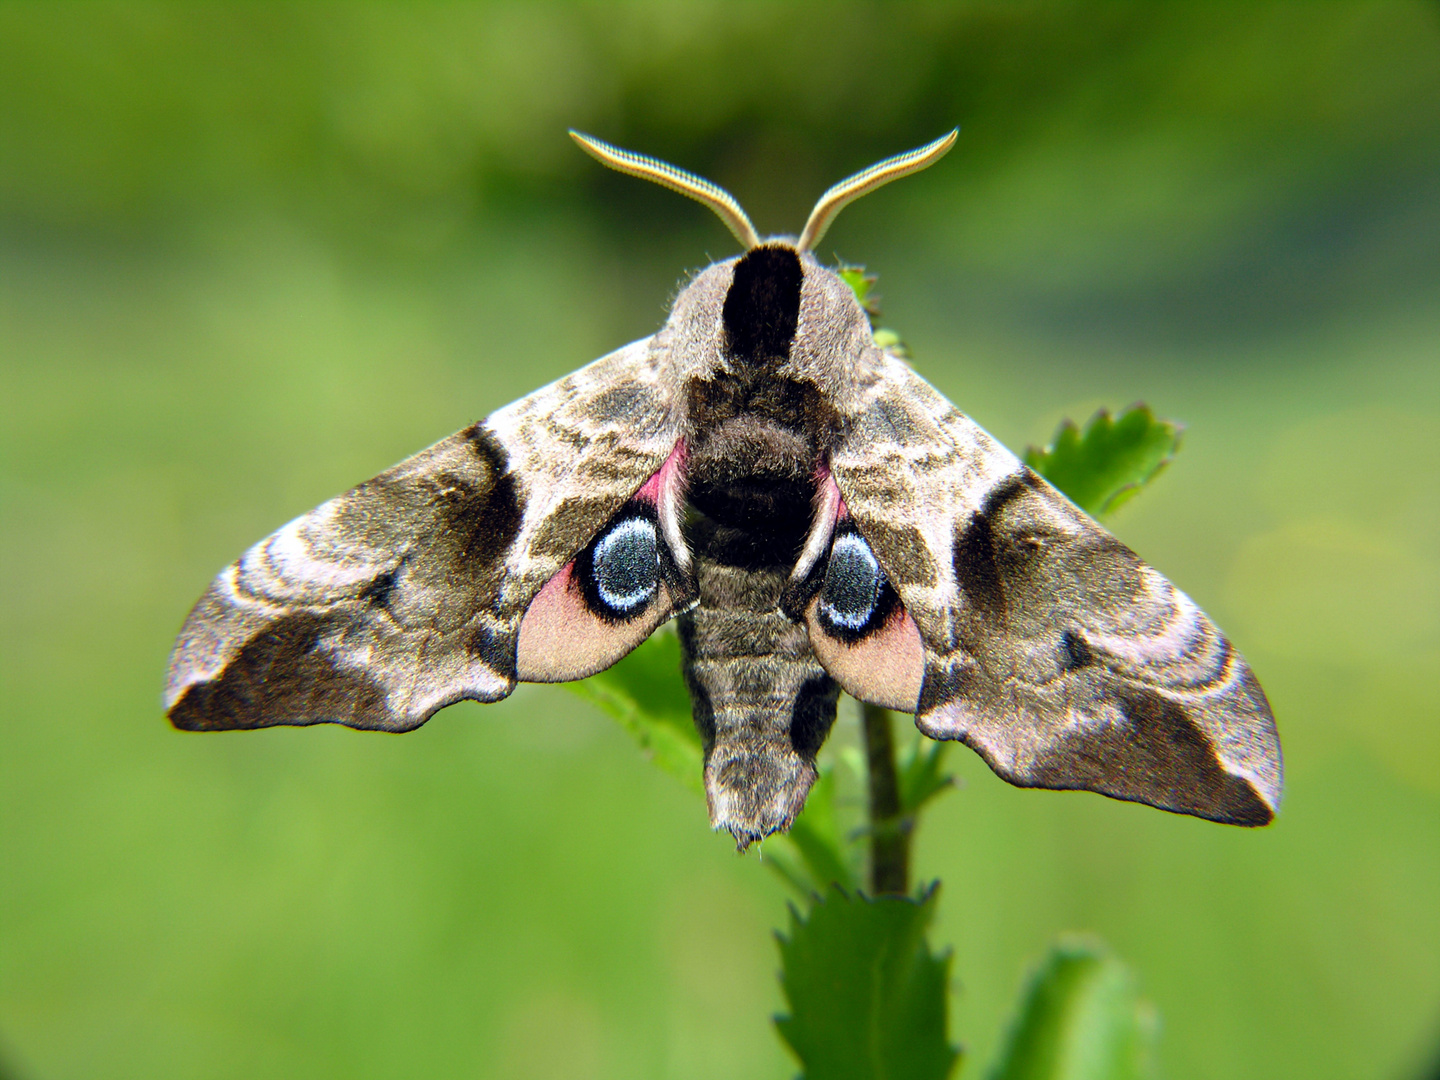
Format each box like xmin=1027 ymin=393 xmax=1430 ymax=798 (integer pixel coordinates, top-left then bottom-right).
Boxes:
xmin=576 ymin=508 xmax=661 ymax=621
xmin=816 ymin=525 xmax=898 ymax=643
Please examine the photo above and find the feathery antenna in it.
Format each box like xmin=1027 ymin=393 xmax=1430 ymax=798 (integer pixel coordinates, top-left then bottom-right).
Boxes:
xmin=569 ymin=130 xmax=761 ymax=250
xmin=797 ymin=129 xmax=958 ymax=253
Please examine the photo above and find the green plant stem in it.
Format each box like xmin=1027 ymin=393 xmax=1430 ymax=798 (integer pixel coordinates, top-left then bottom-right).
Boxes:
xmin=862 ymin=702 xmax=909 ymax=894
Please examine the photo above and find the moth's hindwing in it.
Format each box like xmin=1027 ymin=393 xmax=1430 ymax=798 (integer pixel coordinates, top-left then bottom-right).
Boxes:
xmin=515 ymin=440 xmax=690 ymax=682
xmin=829 ymin=352 xmax=1282 ymax=825
xmin=165 ymin=337 xmax=687 ymax=733
xmin=795 ymin=472 xmax=926 ymax=712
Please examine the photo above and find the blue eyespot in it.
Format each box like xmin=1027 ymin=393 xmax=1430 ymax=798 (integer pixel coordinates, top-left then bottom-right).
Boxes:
xmin=819 ymin=531 xmax=882 ymax=630
xmin=591 ymin=516 xmax=659 ymax=614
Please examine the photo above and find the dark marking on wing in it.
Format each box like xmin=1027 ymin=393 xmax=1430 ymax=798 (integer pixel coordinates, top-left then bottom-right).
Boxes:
xmin=169 ymin=614 xmax=398 ymax=732
xmin=461 ymin=422 xmax=506 ymax=468
xmin=359 ymin=569 xmax=397 ymax=610
xmin=587 ymin=382 xmax=653 ymax=424
xmin=952 ymin=508 xmax=1005 ymax=618
xmin=1207 ymin=636 xmax=1235 ymax=689
xmin=854 ymin=518 xmax=938 ymax=587
xmin=445 ymin=426 xmax=525 ymax=573
xmin=951 ymin=470 xmax=1051 ymax=619
xmin=575 ymin=446 xmax=657 ymax=484
xmin=917 ymin=659 xmax=980 ymax=714
xmin=1060 ymin=630 xmax=1093 ymax=671
xmin=528 ymin=495 xmax=621 ymax=561
xmin=981 ymin=470 xmax=1039 ymax=517
xmin=548 ymin=424 xmax=592 ymax=453
xmin=872 ymin=397 xmax=927 ymax=442
xmin=723 ymin=245 xmax=803 ymax=364
xmin=466 ymin=624 xmax=516 ymax=672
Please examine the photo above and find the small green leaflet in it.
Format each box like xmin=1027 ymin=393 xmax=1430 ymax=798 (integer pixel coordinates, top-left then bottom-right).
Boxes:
xmin=989 ymin=938 xmax=1158 ymax=1080
xmin=1024 ymin=405 xmax=1182 ymax=519
xmin=838 ymin=261 xmax=909 ymax=357
xmin=898 ymin=737 xmax=952 ymax=819
xmin=776 ymin=885 xmax=960 ymax=1080
xmin=837 ymin=263 xmax=882 ymax=318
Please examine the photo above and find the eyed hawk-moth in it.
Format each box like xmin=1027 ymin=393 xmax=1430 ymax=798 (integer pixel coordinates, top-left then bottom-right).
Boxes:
xmin=165 ymin=130 xmax=1282 ymax=848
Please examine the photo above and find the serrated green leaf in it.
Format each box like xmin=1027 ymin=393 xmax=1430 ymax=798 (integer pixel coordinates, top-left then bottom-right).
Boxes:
xmin=776 ymin=885 xmax=960 ymax=1080
xmin=1023 ymin=405 xmax=1182 ymax=519
xmin=989 ymin=937 xmax=1159 ymax=1080
xmin=567 ymin=626 xmax=703 ymax=791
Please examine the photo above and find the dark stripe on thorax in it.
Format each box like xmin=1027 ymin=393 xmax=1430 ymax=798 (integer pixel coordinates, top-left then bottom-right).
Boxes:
xmin=722 ymin=245 xmax=803 ymax=364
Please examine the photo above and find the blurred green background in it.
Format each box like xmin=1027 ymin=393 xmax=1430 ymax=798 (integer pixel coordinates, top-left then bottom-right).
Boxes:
xmin=2 ymin=4 xmax=1438 ymax=1078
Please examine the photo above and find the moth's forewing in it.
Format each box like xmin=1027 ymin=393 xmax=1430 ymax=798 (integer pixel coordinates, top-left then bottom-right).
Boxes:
xmin=166 ymin=338 xmax=686 ymax=733
xmin=165 ymin=425 xmax=523 ymax=732
xmin=828 ymin=352 xmax=1282 ymax=824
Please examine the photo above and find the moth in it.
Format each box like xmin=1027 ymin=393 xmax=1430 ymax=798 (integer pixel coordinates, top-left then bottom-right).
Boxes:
xmin=166 ymin=130 xmax=1282 ymax=847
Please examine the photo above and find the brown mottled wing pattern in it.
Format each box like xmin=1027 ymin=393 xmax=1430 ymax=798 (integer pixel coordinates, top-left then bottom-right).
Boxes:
xmin=166 ymin=337 xmax=680 ymax=732
xmin=830 ymin=352 xmax=1282 ymax=824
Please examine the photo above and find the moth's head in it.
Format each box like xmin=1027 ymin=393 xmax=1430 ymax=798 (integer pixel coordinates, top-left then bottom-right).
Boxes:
xmin=569 ymin=129 xmax=958 ymax=396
